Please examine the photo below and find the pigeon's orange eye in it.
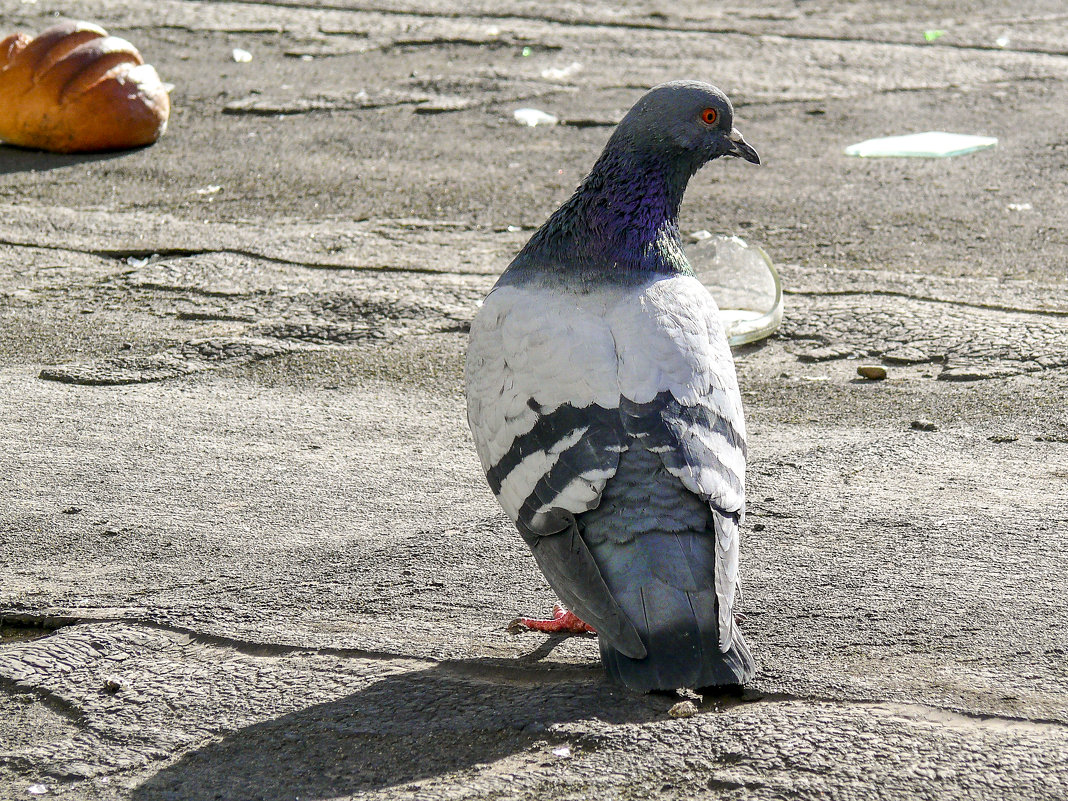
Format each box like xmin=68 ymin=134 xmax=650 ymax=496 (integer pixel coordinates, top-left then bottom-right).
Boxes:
xmin=700 ymin=108 xmax=718 ymax=125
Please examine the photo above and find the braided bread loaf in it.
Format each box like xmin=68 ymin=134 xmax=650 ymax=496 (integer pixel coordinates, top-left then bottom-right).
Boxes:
xmin=0 ymin=20 xmax=169 ymax=153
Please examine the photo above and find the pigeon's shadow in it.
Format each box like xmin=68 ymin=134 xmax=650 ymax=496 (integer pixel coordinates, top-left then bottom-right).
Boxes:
xmin=130 ymin=655 xmax=669 ymax=801
xmin=0 ymin=144 xmax=133 ymax=175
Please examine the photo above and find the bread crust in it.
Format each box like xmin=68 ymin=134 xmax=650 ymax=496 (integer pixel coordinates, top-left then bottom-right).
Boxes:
xmin=0 ymin=20 xmax=169 ymax=153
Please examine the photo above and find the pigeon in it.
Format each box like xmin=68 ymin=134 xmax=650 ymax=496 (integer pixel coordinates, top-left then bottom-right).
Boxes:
xmin=465 ymin=80 xmax=759 ymax=692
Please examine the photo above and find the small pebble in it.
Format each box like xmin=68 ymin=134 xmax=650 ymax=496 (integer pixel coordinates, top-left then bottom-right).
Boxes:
xmin=61 ymin=506 xmax=82 ymax=515
xmin=857 ymin=365 xmax=887 ymax=380
xmin=668 ymin=701 xmax=699 ymax=719
xmin=911 ymin=420 xmax=938 ymax=432
xmin=103 ymin=677 xmax=123 ymax=693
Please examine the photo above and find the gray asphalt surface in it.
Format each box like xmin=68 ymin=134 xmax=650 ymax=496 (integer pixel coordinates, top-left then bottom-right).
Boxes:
xmin=1 ymin=1 xmax=1067 ymax=799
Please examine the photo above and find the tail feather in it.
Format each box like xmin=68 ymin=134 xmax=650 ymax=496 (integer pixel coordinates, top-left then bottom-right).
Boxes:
xmin=578 ymin=440 xmax=755 ymax=692
xmin=589 ymin=530 xmax=755 ymax=692
xmin=643 ymin=583 xmax=702 ymax=689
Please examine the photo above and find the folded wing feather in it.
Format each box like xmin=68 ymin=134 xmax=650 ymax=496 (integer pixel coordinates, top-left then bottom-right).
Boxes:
xmin=465 ymin=274 xmax=747 ymax=653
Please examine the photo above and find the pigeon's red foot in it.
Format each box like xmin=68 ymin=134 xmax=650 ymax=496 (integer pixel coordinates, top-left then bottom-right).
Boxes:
xmin=508 ymin=604 xmax=596 ymax=636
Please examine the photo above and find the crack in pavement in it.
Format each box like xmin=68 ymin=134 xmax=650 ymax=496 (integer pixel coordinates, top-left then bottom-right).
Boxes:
xmin=747 ymin=691 xmax=1068 ymax=736
xmin=2 ymin=612 xmax=598 ymax=684
xmin=785 ymin=288 xmax=1068 ymax=319
xmin=23 ymin=250 xmax=487 ymax=385
xmin=779 ymin=292 xmax=1068 ymax=379
xmin=15 ymin=244 xmax=1068 ymax=385
xmin=0 ymin=239 xmax=496 ymax=277
xmin=175 ymin=0 xmax=1068 ymax=59
xmin=4 ymin=616 xmax=1066 ymax=734
xmin=222 ymin=74 xmax=569 ymax=117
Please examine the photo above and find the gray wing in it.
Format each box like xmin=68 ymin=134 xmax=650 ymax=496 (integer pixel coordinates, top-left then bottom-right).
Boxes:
xmin=465 ymin=284 xmax=647 ymax=658
xmin=619 ymin=388 xmax=746 ymax=650
xmin=465 ymin=276 xmax=746 ymax=656
xmin=610 ymin=272 xmax=748 ymax=652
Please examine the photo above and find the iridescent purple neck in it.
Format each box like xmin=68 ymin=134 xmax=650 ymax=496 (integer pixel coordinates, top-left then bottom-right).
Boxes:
xmin=505 ymin=146 xmax=698 ymax=283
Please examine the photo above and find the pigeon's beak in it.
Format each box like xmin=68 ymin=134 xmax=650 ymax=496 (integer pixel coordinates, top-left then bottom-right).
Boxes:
xmin=724 ymin=128 xmax=760 ymax=165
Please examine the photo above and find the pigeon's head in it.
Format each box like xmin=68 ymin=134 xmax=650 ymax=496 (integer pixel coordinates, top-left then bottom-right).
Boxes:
xmin=610 ymin=80 xmax=760 ymax=171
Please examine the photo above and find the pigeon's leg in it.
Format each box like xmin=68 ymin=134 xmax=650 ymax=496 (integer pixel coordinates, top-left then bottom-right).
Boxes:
xmin=509 ymin=604 xmax=597 ymax=635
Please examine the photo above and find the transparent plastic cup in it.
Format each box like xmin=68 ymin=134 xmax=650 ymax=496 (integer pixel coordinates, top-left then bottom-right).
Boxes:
xmin=687 ymin=234 xmax=783 ymax=346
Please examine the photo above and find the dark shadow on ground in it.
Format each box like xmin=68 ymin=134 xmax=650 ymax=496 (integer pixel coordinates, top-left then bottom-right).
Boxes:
xmin=130 ymin=662 xmax=669 ymax=801
xmin=0 ymin=145 xmax=133 ymax=175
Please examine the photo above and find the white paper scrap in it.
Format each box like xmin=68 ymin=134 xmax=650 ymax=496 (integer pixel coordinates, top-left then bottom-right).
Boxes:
xmin=844 ymin=131 xmax=997 ymax=158
xmin=513 ymin=108 xmax=558 ymax=127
